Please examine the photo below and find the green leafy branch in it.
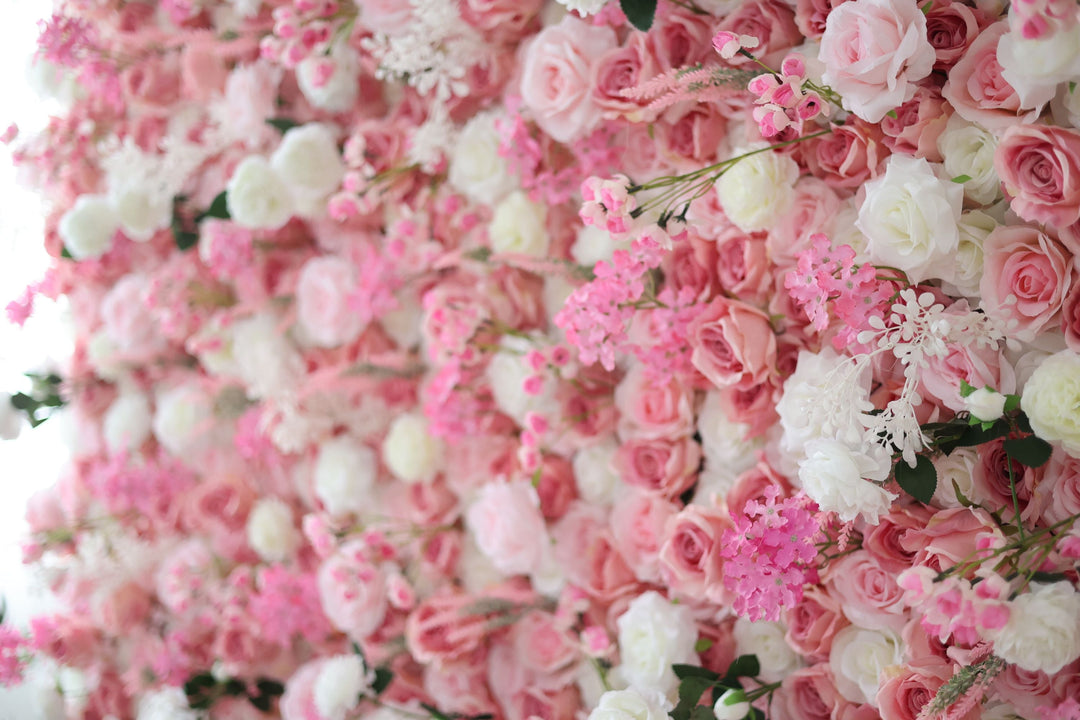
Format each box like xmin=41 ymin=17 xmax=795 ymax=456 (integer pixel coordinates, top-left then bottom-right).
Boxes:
xmin=9 ymin=371 xmax=64 ymax=428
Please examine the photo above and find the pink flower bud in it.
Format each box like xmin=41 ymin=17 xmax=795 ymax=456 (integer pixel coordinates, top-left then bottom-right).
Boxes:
xmin=781 ymin=53 xmax=806 ymax=78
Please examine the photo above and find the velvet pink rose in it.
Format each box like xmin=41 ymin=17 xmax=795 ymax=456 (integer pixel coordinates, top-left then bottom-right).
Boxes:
xmin=819 ymin=0 xmax=935 ymax=123
xmin=519 ymin=16 xmax=617 ymax=143
xmin=996 ymin=124 xmax=1080 ymax=228
xmin=688 ymin=297 xmax=777 ymax=391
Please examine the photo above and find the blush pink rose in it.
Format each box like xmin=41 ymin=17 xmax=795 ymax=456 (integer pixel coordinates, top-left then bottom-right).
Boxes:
xmin=941 ymin=22 xmax=1038 ymax=132
xmin=862 ymin=506 xmax=931 ymax=574
xmin=1037 ymin=449 xmax=1080 ymax=525
xmin=769 ymin=178 xmax=845 ymax=267
xmin=355 ymin=0 xmax=413 ymax=33
xmin=979 ymin=224 xmax=1074 ymax=342
xmin=919 ymin=342 xmax=1014 ymax=413
xmin=713 ymin=231 xmax=771 ymax=307
xmin=318 ymin=540 xmax=388 ymax=640
xmin=688 ymin=297 xmax=777 ymax=391
xmin=657 ymin=103 xmax=727 ymax=168
xmin=876 ymin=665 xmax=954 ymax=720
xmin=819 ymin=0 xmax=935 ymax=123
xmin=519 ymin=16 xmax=617 ymax=143
xmin=992 ymin=664 xmax=1059 ymax=718
xmin=996 ymin=123 xmax=1080 ymax=228
xmin=609 ymin=488 xmax=679 ymax=583
xmin=459 ymin=0 xmax=541 ymax=41
xmin=423 ymin=654 xmax=497 ymax=716
xmin=972 ymin=437 xmax=1041 ymax=521
xmin=534 ymin=455 xmax=577 ymax=520
xmin=184 ymin=477 xmax=256 ymax=561
xmin=658 ymin=504 xmax=732 ymax=601
xmin=784 ymin=586 xmax=850 ymax=661
xmin=1062 ymin=280 xmax=1080 ymax=353
xmin=614 ymin=364 xmax=695 ymax=441
xmin=466 ymin=480 xmax=547 ymax=577
xmin=879 ymin=85 xmax=948 ymax=161
xmin=665 ymin=235 xmax=718 ymax=298
xmin=721 ymin=378 xmax=782 ymax=440
xmin=795 ymin=0 xmax=851 ymax=38
xmin=775 ymin=664 xmax=853 ymax=720
xmin=511 ymin=610 xmax=579 ymax=680
xmin=727 ymin=459 xmax=793 ymax=517
xmin=296 ymin=256 xmax=363 ymax=348
xmin=826 ymin=550 xmax=907 ymax=632
xmin=591 ymin=35 xmax=660 ymax=121
xmin=647 ymin=5 xmax=715 ymax=71
xmin=903 ymin=507 xmax=1002 ymax=575
xmin=121 ymin=55 xmax=181 ymax=109
xmin=801 ymin=120 xmax=887 ymax=191
xmin=713 ymin=0 xmax=802 ymax=67
xmin=613 ymin=436 xmax=701 ymax=499
xmin=100 ymin=273 xmax=167 ymax=360
xmin=406 ymin=590 xmax=491 ymax=665
xmin=551 ymin=503 xmax=638 ymax=601
xmin=923 ymin=0 xmax=987 ymax=70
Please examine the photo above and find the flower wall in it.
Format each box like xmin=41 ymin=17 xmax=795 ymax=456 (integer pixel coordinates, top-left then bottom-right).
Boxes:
xmin=3 ymin=0 xmax=1080 ymax=719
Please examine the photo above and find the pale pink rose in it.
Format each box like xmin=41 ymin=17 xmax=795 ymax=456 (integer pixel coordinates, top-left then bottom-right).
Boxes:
xmin=819 ymin=0 xmax=935 ymax=123
xmin=355 ymin=0 xmax=413 ymax=33
xmin=979 ymin=224 xmax=1074 ymax=342
xmin=713 ymin=0 xmax=802 ymax=67
xmin=100 ymin=274 xmax=167 ymax=360
xmin=665 ymin=235 xmax=718 ymax=298
xmin=796 ymin=0 xmax=851 ymax=39
xmin=614 ymin=364 xmax=695 ymax=441
xmin=590 ymin=36 xmax=660 ymax=121
xmin=657 ymin=103 xmax=726 ymax=168
xmin=423 ymin=654 xmax=497 ymax=716
xmin=612 ymin=122 xmax=662 ymax=180
xmin=972 ymin=437 xmax=1041 ymax=521
xmin=406 ymin=586 xmax=530 ymax=664
xmin=609 ymin=488 xmax=679 ymax=583
xmin=992 ymin=664 xmax=1059 ymax=718
xmin=919 ymin=343 xmax=1014 ymax=413
xmin=647 ymin=5 xmax=715 ymax=71
xmin=826 ymin=550 xmax=907 ymax=632
xmin=688 ymin=297 xmax=777 ymax=391
xmin=879 ymin=85 xmax=948 ymax=161
xmin=727 ymin=460 xmax=793 ymax=517
xmin=941 ymin=22 xmax=1038 ymax=132
xmin=551 ymin=503 xmax=639 ymax=601
xmin=184 ymin=477 xmax=257 ymax=561
xmin=775 ymin=664 xmax=853 ymax=720
xmin=95 ymin=581 xmax=151 ymax=635
xmin=459 ymin=0 xmax=541 ymax=41
xmin=721 ymin=377 xmax=783 ymax=440
xmin=512 ymin=611 xmax=579 ymax=680
xmin=770 ymin=178 xmax=845 ymax=269
xmin=923 ymin=0 xmax=987 ymax=70
xmin=466 ymin=480 xmax=547 ymax=576
xmin=903 ymin=507 xmax=1002 ymax=574
xmin=121 ymin=55 xmax=181 ymax=109
xmin=862 ymin=506 xmax=931 ymax=574
xmin=1037 ymin=449 xmax=1080 ymax=525
xmin=714 ymin=230 xmax=772 ymax=306
xmin=180 ymin=44 xmax=228 ymax=101
xmin=613 ymin=437 xmax=701 ymax=499
xmin=280 ymin=659 xmax=329 ymax=720
xmin=996 ymin=124 xmax=1080 ymax=228
xmin=296 ymin=256 xmax=364 ymax=348
xmin=876 ymin=665 xmax=954 ymax=720
xmin=534 ymin=455 xmax=577 ymax=520
xmin=784 ymin=586 xmax=850 ymax=661
xmin=658 ymin=504 xmax=732 ymax=601
xmin=1062 ymin=280 xmax=1080 ymax=353
xmin=519 ymin=16 xmax=617 ymax=143
xmin=318 ymin=540 xmax=388 ymax=639
xmin=801 ymin=120 xmax=887 ymax=191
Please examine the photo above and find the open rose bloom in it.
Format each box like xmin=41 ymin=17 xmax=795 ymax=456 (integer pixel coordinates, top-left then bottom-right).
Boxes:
xmin=5 ymin=0 xmax=1080 ymax=719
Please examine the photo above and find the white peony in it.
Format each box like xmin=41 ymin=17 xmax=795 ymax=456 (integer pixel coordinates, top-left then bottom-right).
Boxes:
xmin=382 ymin=412 xmax=443 ymax=483
xmin=246 ymin=497 xmax=300 ymax=563
xmin=733 ymin=618 xmax=800 ymax=683
xmin=103 ymin=391 xmax=152 ymax=453
xmin=489 ymin=191 xmax=549 ymax=257
xmin=297 ymin=42 xmax=360 ymax=113
xmin=314 ymin=436 xmax=378 ymax=517
xmin=716 ymin=148 xmax=800 ymax=233
xmin=226 ymin=155 xmax=294 ymax=230
xmin=998 ymin=23 xmax=1080 ymax=111
xmin=988 ymin=581 xmax=1080 ymax=674
xmin=856 ymin=155 xmax=963 ymax=284
xmin=314 ymin=655 xmax=371 ymax=720
xmin=937 ymin=115 xmax=1000 ymax=206
xmin=587 ymin=689 xmax=670 ymax=720
xmin=1022 ymin=350 xmax=1080 ymax=457
xmin=58 ymin=194 xmax=120 ymax=260
xmin=231 ymin=313 xmax=305 ymax=400
xmin=572 ymin=440 xmax=622 ymax=505
xmin=798 ymin=438 xmax=896 ymax=525
xmin=829 ymin=625 xmax=903 ymax=706
xmin=153 ymin=384 xmax=212 ymax=458
xmin=270 ymin=123 xmax=346 ymax=209
xmin=616 ymin=591 xmax=697 ymax=698
xmin=449 ymin=112 xmax=514 ymax=206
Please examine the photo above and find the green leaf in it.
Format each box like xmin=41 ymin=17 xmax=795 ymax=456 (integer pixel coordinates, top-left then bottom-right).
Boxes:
xmin=266 ymin=117 xmax=299 ymax=134
xmin=1030 ymin=571 xmax=1069 ymax=583
xmin=1003 ymin=394 xmax=1020 ymax=413
xmin=200 ymin=191 xmax=230 ymax=221
xmin=10 ymin=392 xmax=35 ymax=410
xmin=1071 ymin=81 xmax=1077 ymax=93
xmin=952 ymin=479 xmax=977 ymax=509
xmin=920 ymin=0 xmax=933 ymax=13
xmin=223 ymin=678 xmax=246 ymax=696
xmin=689 ymin=707 xmax=718 ymax=720
xmin=249 ymin=695 xmax=272 ymax=712
xmin=1003 ymin=435 xmax=1052 ymax=468
xmin=620 ymin=0 xmax=658 ymax=31
xmin=695 ymin=638 xmax=714 ymax=653
xmin=724 ymin=654 xmax=761 ymax=680
xmin=463 ymin=247 xmax=492 ymax=263
xmin=672 ymin=677 xmax=714 ymax=720
xmin=60 ymin=245 xmax=73 ymax=259
xmin=673 ymin=664 xmax=720 ymax=681
xmin=886 ymin=109 xmax=898 ymax=119
xmin=894 ymin=454 xmax=938 ymax=505
xmin=951 ymin=174 xmax=971 ymax=183
xmin=959 ymin=380 xmax=977 ymax=397
xmin=255 ymin=679 xmax=285 ymax=697
xmin=420 ymin=703 xmax=452 ymax=720
xmin=1017 ymin=412 xmax=1033 ymax=434
xmin=372 ymin=667 xmax=393 ymax=695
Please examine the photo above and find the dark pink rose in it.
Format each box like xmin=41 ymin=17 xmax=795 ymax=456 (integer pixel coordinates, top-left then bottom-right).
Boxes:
xmin=688 ymin=297 xmax=777 ymax=391
xmin=996 ymin=123 xmax=1080 ymax=227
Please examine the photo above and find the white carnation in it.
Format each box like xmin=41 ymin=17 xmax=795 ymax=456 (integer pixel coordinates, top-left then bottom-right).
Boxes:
xmin=489 ymin=191 xmax=549 ymax=257
xmin=103 ymin=391 xmax=152 ymax=453
xmin=587 ymin=689 xmax=670 ymax=720
xmin=297 ymin=42 xmax=360 ymax=113
xmin=314 ymin=655 xmax=370 ymax=720
xmin=314 ymin=436 xmax=378 ymax=517
xmin=59 ymin=194 xmax=119 ymax=260
xmin=988 ymin=581 xmax=1080 ymax=674
xmin=271 ymin=123 xmax=346 ymax=210
xmin=829 ymin=625 xmax=903 ymax=706
xmin=616 ymin=591 xmax=697 ymax=697
xmin=716 ymin=148 xmax=799 ymax=233
xmin=856 ymin=154 xmax=962 ymax=284
xmin=733 ymin=618 xmax=799 ymax=683
xmin=247 ymin=498 xmax=300 ymax=563
xmin=1022 ymin=350 xmax=1080 ymax=457
xmin=226 ymin=155 xmax=294 ymax=230
xmin=382 ymin=412 xmax=443 ymax=483
xmin=798 ymin=438 xmax=896 ymax=525
xmin=110 ymin=186 xmax=172 ymax=242
xmin=937 ymin=115 xmax=1000 ymax=206
xmin=449 ymin=112 xmax=514 ymax=206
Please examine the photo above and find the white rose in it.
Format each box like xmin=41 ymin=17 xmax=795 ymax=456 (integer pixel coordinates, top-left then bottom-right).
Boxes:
xmin=247 ymin=497 xmax=300 ymax=563
xmin=963 ymin=386 xmax=1008 ymax=422
xmin=231 ymin=313 xmax=305 ymax=400
xmin=110 ymin=185 xmax=172 ymax=242
xmin=856 ymin=155 xmax=963 ymax=284
xmin=86 ymin=332 xmax=126 ymax=382
xmin=103 ymin=391 xmax=152 ymax=452
xmin=587 ymin=689 xmax=669 ymax=720
xmin=572 ymin=224 xmax=629 ymax=268
xmin=466 ymin=480 xmax=547 ymax=576
xmin=556 ymin=0 xmax=608 ymax=15
xmin=931 ymin=448 xmax=981 ymax=509
xmin=616 ymin=591 xmax=697 ymax=697
xmin=697 ymin=391 xmax=759 ymax=484
xmin=314 ymin=655 xmax=370 ymax=720
xmin=59 ymin=194 xmax=120 ymax=260
xmin=988 ymin=582 xmax=1080 ymax=674
xmin=733 ymin=618 xmax=799 ymax=683
xmin=830 ymin=625 xmax=902 ymax=706
xmin=226 ymin=155 xmax=294 ymax=230
xmin=937 ymin=115 xmax=1000 ymax=206
xmin=0 ymin=393 xmax=24 ymax=441
xmin=713 ymin=689 xmax=751 ymax=720
xmin=489 ymin=191 xmax=549 ymax=257
xmin=382 ymin=412 xmax=443 ymax=483
xmin=942 ymin=210 xmax=995 ymax=298
xmin=271 ymin=123 xmax=346 ymax=209
xmin=137 ymin=687 xmax=200 ymax=720
xmin=1022 ymin=350 xmax=1080 ymax=457
xmin=314 ymin=436 xmax=378 ymax=517
xmin=297 ymin=42 xmax=360 ymax=113
xmin=998 ymin=23 xmax=1080 ymax=111
xmin=716 ymin=148 xmax=800 ymax=233
xmin=153 ymin=384 xmax=212 ymax=458
xmin=449 ymin=112 xmax=514 ymax=206
xmin=798 ymin=438 xmax=896 ymax=525
xmin=572 ymin=440 xmax=622 ymax=505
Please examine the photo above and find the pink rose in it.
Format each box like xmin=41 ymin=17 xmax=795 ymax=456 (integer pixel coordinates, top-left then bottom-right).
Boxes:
xmin=658 ymin=504 xmax=732 ymax=601
xmin=819 ymin=0 xmax=935 ymax=123
xmin=802 ymin=120 xmax=887 ymax=191
xmin=459 ymin=0 xmax=541 ymax=41
xmin=1062 ymin=280 xmax=1080 ymax=353
xmin=992 ymin=664 xmax=1059 ymax=718
xmin=609 ymin=488 xmax=679 ymax=584
xmin=423 ymin=654 xmax=496 ymax=717
xmin=903 ymin=507 xmax=1002 ymax=575
xmin=406 ymin=590 xmax=491 ymax=665
xmin=714 ymin=230 xmax=771 ymax=306
xmin=918 ymin=342 xmax=1014 ymax=413
xmin=184 ymin=477 xmax=256 ymax=561
xmin=721 ymin=378 xmax=782 ymax=439
xmin=784 ymin=586 xmax=850 ymax=661
xmin=647 ymin=5 xmax=715 ymax=71
xmin=534 ymin=455 xmax=577 ymax=520
xmin=355 ymin=0 xmax=413 ymax=33
xmin=876 ymin=665 xmax=952 ymax=720
xmin=769 ymin=178 xmax=845 ymax=267
xmin=1037 ymin=449 xmax=1080 ymax=525
xmin=941 ymin=22 xmax=1037 ymax=132
xmin=95 ymin=581 xmax=151 ymax=635
xmin=614 ymin=364 xmax=695 ymax=441
xmin=657 ymin=102 xmax=727 ymax=168
xmin=318 ymin=540 xmax=388 ymax=639
xmin=511 ymin=611 xmax=579 ymax=680
xmin=665 ymin=235 xmax=718 ymax=298
xmin=826 ymin=550 xmax=907 ymax=632
xmin=795 ymin=0 xmax=851 ymax=38
xmin=101 ymin=274 xmax=167 ymax=360
xmin=551 ymin=503 xmax=638 ymax=601
xmin=713 ymin=0 xmax=802 ymax=67
xmin=996 ymin=124 xmax=1080 ymax=228
xmin=979 ymin=224 xmax=1074 ymax=342
xmin=613 ymin=437 xmax=701 ymax=499
xmin=727 ymin=460 xmax=793 ymax=517
xmin=688 ymin=297 xmax=777 ymax=391
xmin=519 ymin=16 xmax=617 ymax=143
xmin=972 ymin=437 xmax=1041 ymax=521
xmin=862 ymin=506 xmax=931 ymax=574
xmin=591 ymin=36 xmax=660 ymax=121
xmin=923 ymin=0 xmax=987 ymax=70
xmin=466 ymin=480 xmax=548 ymax=576
xmin=879 ymin=85 xmax=948 ymax=161
xmin=775 ymin=664 xmax=853 ymax=720
xmin=121 ymin=55 xmax=181 ymax=109
xmin=296 ymin=256 xmax=364 ymax=348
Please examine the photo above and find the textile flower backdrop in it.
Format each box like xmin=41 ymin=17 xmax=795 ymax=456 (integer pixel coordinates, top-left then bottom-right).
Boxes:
xmin=2 ymin=0 xmax=1080 ymax=718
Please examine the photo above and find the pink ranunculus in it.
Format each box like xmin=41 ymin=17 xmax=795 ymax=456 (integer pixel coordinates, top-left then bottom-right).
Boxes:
xmin=614 ymin=363 xmax=695 ymax=441
xmin=296 ymin=255 xmax=364 ymax=348
xmin=819 ymin=0 xmax=935 ymax=123
xmin=688 ymin=296 xmax=777 ymax=391
xmin=996 ymin=123 xmax=1080 ymax=228
xmin=613 ymin=436 xmax=701 ymax=499
xmin=609 ymin=488 xmax=679 ymax=583
xmin=317 ymin=540 xmax=388 ymax=640
xmin=979 ymin=224 xmax=1074 ymax=342
xmin=518 ymin=16 xmax=617 ymax=143
xmin=941 ymin=22 xmax=1037 ymax=132
xmin=784 ymin=586 xmax=850 ymax=662
xmin=826 ymin=550 xmax=907 ymax=633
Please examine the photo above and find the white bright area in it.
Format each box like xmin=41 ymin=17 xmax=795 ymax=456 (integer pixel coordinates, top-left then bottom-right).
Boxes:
xmin=0 ymin=0 xmax=76 ymax=717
